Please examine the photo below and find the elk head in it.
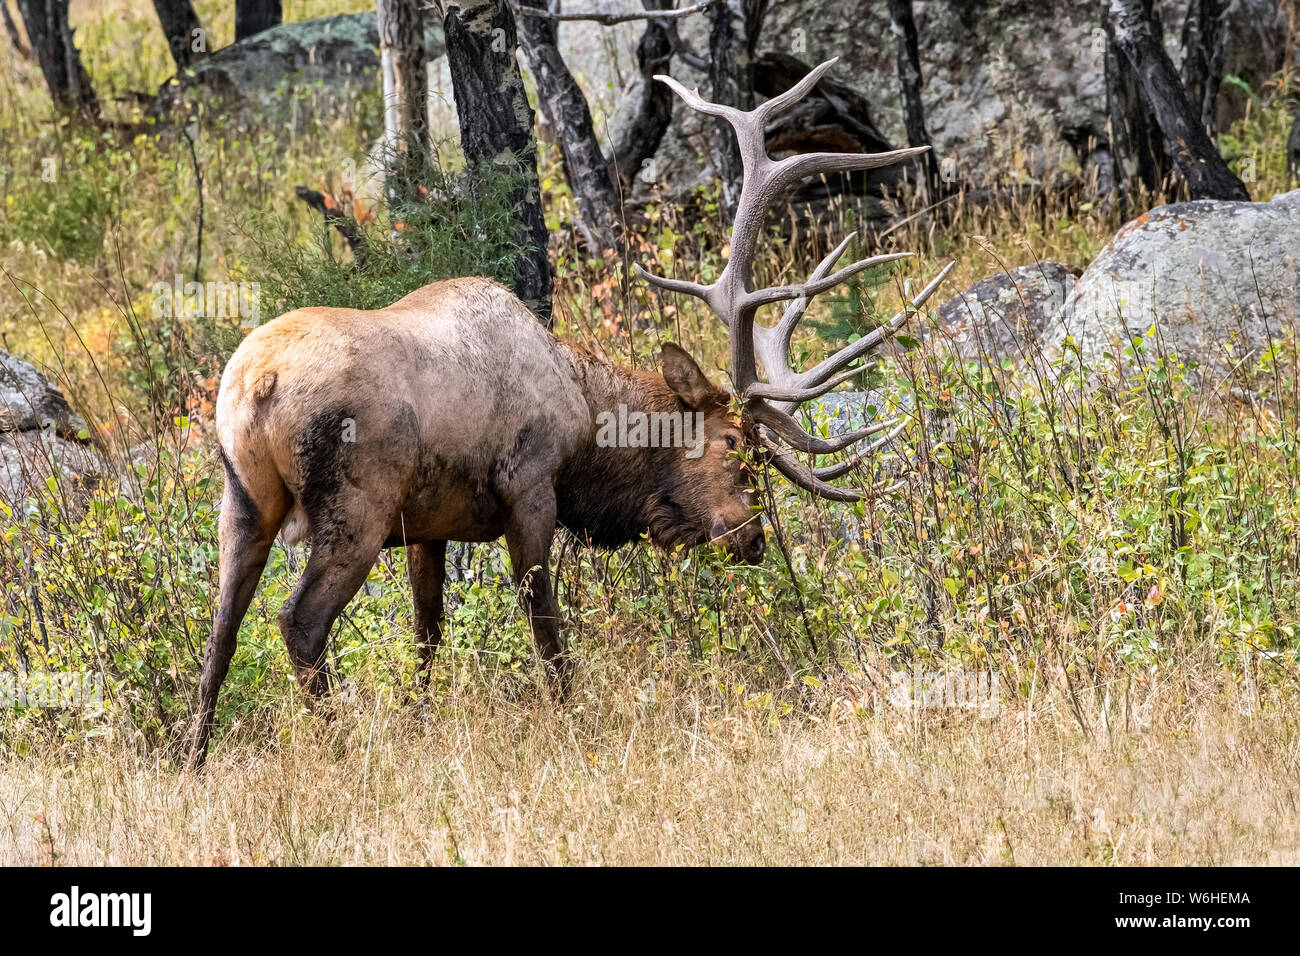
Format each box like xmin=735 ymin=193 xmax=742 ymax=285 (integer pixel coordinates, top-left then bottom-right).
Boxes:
xmin=638 ymin=57 xmax=955 ymax=502
xmin=658 ymin=341 xmax=765 ymax=564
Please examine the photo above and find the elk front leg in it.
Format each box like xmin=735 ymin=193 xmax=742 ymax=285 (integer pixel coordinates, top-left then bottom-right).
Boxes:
xmin=408 ymin=539 xmax=447 ymax=677
xmin=503 ymin=493 xmax=569 ymax=697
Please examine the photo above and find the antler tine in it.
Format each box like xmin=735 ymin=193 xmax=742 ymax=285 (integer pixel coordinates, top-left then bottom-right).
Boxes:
xmin=744 ymin=363 xmax=866 ymax=404
xmin=744 ymin=252 xmax=913 ymax=311
xmin=760 ymin=431 xmax=907 ymax=502
xmin=750 ymin=232 xmax=858 ymax=413
xmin=651 ymin=73 xmax=746 ymax=125
xmin=798 ymin=260 xmax=956 ymax=388
xmin=770 ymin=146 xmax=932 ymax=196
xmin=774 ymin=232 xmax=857 ymax=347
xmin=634 ymin=263 xmax=717 ymax=313
xmin=812 ymin=418 xmax=908 ymax=479
xmin=752 ymin=57 xmax=841 ymax=125
xmin=746 ymin=259 xmax=953 ymax=406
xmin=759 ymin=433 xmax=866 ymax=501
xmin=751 ymin=402 xmax=900 ymax=455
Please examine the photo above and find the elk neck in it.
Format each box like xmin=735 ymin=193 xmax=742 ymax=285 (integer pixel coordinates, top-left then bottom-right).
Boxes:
xmin=554 ymin=344 xmax=700 ymax=551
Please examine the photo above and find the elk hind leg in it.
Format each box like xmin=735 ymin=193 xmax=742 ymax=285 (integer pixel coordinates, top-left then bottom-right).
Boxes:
xmin=188 ymin=457 xmax=285 ymax=772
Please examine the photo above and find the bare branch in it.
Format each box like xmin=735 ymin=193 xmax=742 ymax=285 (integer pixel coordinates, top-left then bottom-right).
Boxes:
xmin=513 ymin=0 xmax=720 ymax=27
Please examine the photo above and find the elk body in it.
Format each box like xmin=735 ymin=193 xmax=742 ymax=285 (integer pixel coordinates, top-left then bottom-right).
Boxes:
xmin=189 ymin=57 xmax=950 ymax=770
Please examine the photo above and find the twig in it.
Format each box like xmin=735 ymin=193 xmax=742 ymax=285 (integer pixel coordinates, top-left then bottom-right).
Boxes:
xmin=511 ymin=0 xmax=719 ymax=26
xmin=293 ymin=186 xmax=368 ymax=264
xmin=181 ymin=123 xmax=204 ymax=284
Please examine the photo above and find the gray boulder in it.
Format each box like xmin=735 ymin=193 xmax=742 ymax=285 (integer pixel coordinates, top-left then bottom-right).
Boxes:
xmin=0 ymin=350 xmax=85 ymax=438
xmin=0 ymin=431 xmax=99 ymax=504
xmin=0 ymin=350 xmax=97 ymax=503
xmin=932 ymin=262 xmax=1079 ymax=368
xmin=1045 ymin=190 xmax=1300 ymax=383
xmin=153 ymin=13 xmax=445 ymax=122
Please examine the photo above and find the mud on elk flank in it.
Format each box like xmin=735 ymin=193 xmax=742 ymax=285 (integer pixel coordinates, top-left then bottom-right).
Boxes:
xmin=187 ymin=56 xmax=953 ymax=770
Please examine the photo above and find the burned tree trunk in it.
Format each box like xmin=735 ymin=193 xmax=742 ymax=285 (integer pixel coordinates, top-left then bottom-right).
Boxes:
xmin=151 ymin=0 xmax=204 ymax=70
xmin=1102 ymin=0 xmax=1168 ymax=204
xmin=1179 ymin=0 xmax=1226 ymax=135
xmin=377 ymin=0 xmax=429 ymax=171
xmin=14 ymin=0 xmax=96 ymax=113
xmin=235 ymin=0 xmax=281 ymax=41
xmin=613 ymin=4 xmax=675 ymax=190
xmin=516 ymin=0 xmax=623 ymax=253
xmin=886 ymin=0 xmax=940 ymax=194
xmin=442 ymin=0 xmax=553 ymax=325
xmin=1104 ymin=0 xmax=1247 ymax=201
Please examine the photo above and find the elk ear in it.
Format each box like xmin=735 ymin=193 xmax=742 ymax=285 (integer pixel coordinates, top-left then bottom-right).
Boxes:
xmin=661 ymin=343 xmax=718 ymax=410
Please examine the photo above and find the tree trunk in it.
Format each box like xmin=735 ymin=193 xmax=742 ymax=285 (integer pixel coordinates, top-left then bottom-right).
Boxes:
xmin=1104 ymin=0 xmax=1247 ymax=201
xmin=377 ymin=0 xmax=429 ymax=175
xmin=516 ymin=0 xmax=623 ymax=253
xmin=613 ymin=3 xmax=674 ymax=191
xmin=708 ymin=0 xmax=767 ymax=215
xmin=234 ymin=0 xmax=281 ymax=42
xmin=14 ymin=0 xmax=95 ymax=113
xmin=2 ymin=0 xmax=31 ymax=59
xmin=151 ymin=0 xmax=203 ymax=70
xmin=886 ymin=0 xmax=940 ymax=194
xmin=1287 ymin=102 xmax=1300 ymax=184
xmin=441 ymin=0 xmax=552 ymax=325
xmin=1102 ymin=0 xmax=1168 ymax=205
xmin=1179 ymin=0 xmax=1226 ymax=135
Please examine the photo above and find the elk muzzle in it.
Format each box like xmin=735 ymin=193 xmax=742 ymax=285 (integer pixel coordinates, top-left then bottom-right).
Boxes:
xmin=711 ymin=518 xmax=766 ymax=565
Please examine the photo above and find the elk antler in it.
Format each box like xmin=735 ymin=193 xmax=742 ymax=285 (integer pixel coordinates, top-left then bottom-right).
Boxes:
xmin=636 ymin=57 xmax=955 ymax=500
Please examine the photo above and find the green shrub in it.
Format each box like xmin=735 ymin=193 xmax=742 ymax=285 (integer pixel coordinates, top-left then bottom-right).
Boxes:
xmin=243 ymin=143 xmax=526 ymax=315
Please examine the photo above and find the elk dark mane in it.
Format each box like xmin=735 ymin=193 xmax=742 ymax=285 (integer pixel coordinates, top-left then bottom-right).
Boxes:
xmin=556 ymin=346 xmax=726 ymax=551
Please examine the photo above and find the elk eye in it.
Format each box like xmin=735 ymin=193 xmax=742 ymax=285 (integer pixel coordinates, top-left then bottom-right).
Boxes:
xmin=725 ymin=435 xmax=738 ymax=451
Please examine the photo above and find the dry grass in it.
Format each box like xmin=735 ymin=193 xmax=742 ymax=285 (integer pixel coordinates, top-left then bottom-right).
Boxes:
xmin=4 ymin=658 xmax=1298 ymax=866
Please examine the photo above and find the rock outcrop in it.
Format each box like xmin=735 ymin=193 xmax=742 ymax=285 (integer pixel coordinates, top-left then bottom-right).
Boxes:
xmin=932 ymin=262 xmax=1080 ymax=368
xmin=0 ymin=351 xmax=97 ymax=503
xmin=1046 ymin=190 xmax=1300 ymax=383
xmin=153 ymin=13 xmax=445 ymax=124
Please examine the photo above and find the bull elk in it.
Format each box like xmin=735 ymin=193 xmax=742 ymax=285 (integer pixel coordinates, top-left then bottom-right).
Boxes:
xmin=188 ymin=57 xmax=952 ymax=770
